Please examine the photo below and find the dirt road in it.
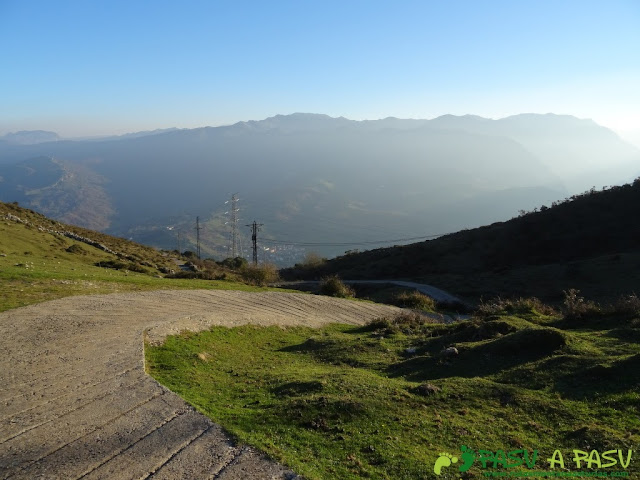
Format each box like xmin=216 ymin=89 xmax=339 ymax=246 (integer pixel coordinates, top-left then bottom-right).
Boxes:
xmin=0 ymin=290 xmax=403 ymax=479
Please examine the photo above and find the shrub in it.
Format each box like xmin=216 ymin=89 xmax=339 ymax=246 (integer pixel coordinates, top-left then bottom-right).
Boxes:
xmin=412 ymin=383 xmax=441 ymax=396
xmin=484 ymin=327 xmax=569 ymax=356
xmin=319 ymin=275 xmax=355 ymax=298
xmin=612 ymin=294 xmax=640 ymax=316
xmin=166 ymin=270 xmax=226 ymax=280
xmin=219 ymin=256 xmax=249 ymax=270
xmin=96 ymin=259 xmax=127 ymax=270
xmin=65 ymin=244 xmax=86 ymax=255
xmin=240 ymin=263 xmax=280 ymax=286
xmin=126 ymin=263 xmax=149 ymax=274
xmin=366 ymin=312 xmax=436 ymax=335
xmin=95 ymin=259 xmax=148 ymax=274
xmin=562 ymin=289 xmax=602 ymax=320
xmin=476 ymin=297 xmax=556 ymax=318
xmin=393 ymin=291 xmax=436 ymax=311
xmin=300 ymin=252 xmax=326 ymax=268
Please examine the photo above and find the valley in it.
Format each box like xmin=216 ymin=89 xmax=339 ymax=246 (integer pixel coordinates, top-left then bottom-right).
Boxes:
xmin=1 ymin=172 xmax=639 ymax=479
xmin=2 ymin=113 xmax=638 ymax=263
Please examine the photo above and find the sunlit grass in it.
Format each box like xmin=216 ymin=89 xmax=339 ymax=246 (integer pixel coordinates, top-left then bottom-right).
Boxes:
xmin=0 ymin=209 xmax=279 ymax=312
xmin=147 ymin=312 xmax=640 ymax=480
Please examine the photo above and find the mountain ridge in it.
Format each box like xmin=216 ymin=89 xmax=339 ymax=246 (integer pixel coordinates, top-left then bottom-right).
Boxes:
xmin=5 ymin=112 xmax=619 ymax=139
xmin=0 ymin=113 xmax=637 ymax=262
xmin=1 ymin=130 xmax=60 ymax=145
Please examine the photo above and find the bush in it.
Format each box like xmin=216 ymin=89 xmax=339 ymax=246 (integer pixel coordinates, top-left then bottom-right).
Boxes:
xmin=319 ymin=275 xmax=355 ymax=298
xmin=476 ymin=297 xmax=556 ymax=318
xmin=299 ymin=252 xmax=326 ymax=268
xmin=65 ymin=244 xmax=86 ymax=255
xmin=484 ymin=327 xmax=569 ymax=356
xmin=367 ymin=312 xmax=436 ymax=335
xmin=612 ymin=294 xmax=640 ymax=316
xmin=219 ymin=256 xmax=249 ymax=270
xmin=95 ymin=259 xmax=148 ymax=274
xmin=563 ymin=289 xmax=602 ymax=319
xmin=127 ymin=263 xmax=149 ymax=274
xmin=166 ymin=270 xmax=227 ymax=280
xmin=393 ymin=291 xmax=436 ymax=311
xmin=240 ymin=263 xmax=279 ymax=286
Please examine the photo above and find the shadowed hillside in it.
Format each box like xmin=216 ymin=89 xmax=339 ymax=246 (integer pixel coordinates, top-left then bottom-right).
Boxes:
xmin=284 ymin=179 xmax=640 ymax=303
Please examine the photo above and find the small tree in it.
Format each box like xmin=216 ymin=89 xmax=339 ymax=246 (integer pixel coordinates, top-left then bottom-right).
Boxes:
xmin=220 ymin=256 xmax=249 ymax=270
xmin=301 ymin=251 xmax=326 ymax=268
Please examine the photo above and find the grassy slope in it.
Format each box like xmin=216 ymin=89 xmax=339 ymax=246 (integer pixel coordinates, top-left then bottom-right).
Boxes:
xmin=4 ymin=199 xmax=639 ymax=479
xmin=147 ymin=308 xmax=640 ymax=480
xmin=283 ymin=180 xmax=640 ymax=304
xmin=0 ymin=201 xmax=177 ymax=270
xmin=0 ymin=202 xmax=276 ymax=312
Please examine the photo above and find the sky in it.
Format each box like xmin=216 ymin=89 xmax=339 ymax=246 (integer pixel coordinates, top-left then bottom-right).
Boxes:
xmin=1 ymin=0 xmax=639 ymax=145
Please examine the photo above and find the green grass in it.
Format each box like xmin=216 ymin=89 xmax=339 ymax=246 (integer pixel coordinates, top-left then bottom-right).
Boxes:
xmin=146 ymin=312 xmax=640 ymax=480
xmin=0 ymin=205 xmax=283 ymax=312
xmin=4 ymin=201 xmax=639 ymax=478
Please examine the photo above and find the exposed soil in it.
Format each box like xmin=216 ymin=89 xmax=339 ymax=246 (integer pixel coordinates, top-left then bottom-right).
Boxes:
xmin=0 ymin=290 xmax=403 ymax=479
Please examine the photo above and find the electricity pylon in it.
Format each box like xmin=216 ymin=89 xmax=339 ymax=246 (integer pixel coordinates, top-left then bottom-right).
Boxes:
xmin=246 ymin=220 xmax=263 ymax=265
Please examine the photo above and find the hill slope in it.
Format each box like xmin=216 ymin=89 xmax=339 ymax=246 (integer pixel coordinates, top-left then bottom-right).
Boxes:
xmin=0 ymin=201 xmax=265 ymax=311
xmin=284 ymin=179 xmax=640 ymax=303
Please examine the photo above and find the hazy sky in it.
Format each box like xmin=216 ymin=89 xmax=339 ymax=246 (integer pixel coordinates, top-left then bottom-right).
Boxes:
xmin=1 ymin=0 xmax=639 ymax=144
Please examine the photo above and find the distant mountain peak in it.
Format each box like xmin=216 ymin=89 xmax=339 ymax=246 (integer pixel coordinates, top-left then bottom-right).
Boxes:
xmin=2 ymin=130 xmax=60 ymax=145
xmin=112 ymin=127 xmax=181 ymax=139
xmin=433 ymin=114 xmax=489 ymax=121
xmin=231 ymin=112 xmax=355 ymax=133
xmin=500 ymin=113 xmax=596 ymax=125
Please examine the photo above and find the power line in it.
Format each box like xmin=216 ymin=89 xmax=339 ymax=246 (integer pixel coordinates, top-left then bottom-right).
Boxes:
xmin=259 ymin=232 xmax=448 ymax=247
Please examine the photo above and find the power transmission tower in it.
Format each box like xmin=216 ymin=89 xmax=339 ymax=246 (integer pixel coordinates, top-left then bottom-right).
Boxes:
xmin=195 ymin=216 xmax=202 ymax=259
xmin=229 ymin=193 xmax=239 ymax=257
xmin=246 ymin=220 xmax=263 ymax=265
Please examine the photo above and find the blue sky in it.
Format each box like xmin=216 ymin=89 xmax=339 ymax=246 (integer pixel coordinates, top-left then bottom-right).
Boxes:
xmin=1 ymin=0 xmax=639 ymax=142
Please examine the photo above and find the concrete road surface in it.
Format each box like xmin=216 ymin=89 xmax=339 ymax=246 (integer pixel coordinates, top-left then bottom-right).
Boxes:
xmin=0 ymin=290 xmax=404 ymax=479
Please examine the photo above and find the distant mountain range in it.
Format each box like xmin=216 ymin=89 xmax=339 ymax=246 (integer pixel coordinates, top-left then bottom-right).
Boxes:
xmin=0 ymin=113 xmax=638 ymax=262
xmin=1 ymin=130 xmax=60 ymax=145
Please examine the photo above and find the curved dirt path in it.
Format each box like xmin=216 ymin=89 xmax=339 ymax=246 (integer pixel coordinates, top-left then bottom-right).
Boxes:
xmin=0 ymin=290 xmax=404 ymax=480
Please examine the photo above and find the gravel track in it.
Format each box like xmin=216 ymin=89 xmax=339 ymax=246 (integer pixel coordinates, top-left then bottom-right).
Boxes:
xmin=0 ymin=290 xmax=404 ymax=479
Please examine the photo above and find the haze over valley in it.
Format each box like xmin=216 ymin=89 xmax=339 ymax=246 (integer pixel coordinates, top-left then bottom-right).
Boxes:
xmin=2 ymin=1 xmax=638 ymax=265
xmin=1 ymin=112 xmax=638 ymax=263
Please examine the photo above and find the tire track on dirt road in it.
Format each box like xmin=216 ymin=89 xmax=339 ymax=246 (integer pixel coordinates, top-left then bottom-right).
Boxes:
xmin=0 ymin=290 xmax=404 ymax=479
